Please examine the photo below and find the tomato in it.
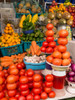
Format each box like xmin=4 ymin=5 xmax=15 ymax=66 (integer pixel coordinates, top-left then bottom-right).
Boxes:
xmin=0 ymin=85 xmax=3 ymax=91
xmin=46 ymin=37 xmax=54 ymax=42
xmin=20 ymin=62 xmax=25 ymax=68
xmin=52 ymin=51 xmax=62 ymax=59
xmin=0 ymin=91 xmax=4 ymax=99
xmin=33 ymin=88 xmax=41 ymax=95
xmin=7 ymin=83 xmax=17 ymax=90
xmin=26 ymin=94 xmax=33 ymax=100
xmin=46 ymin=55 xmax=53 ymax=63
xmin=19 ymin=69 xmax=25 ymax=76
xmin=62 ymin=51 xmax=70 ymax=59
xmin=58 ymin=38 xmax=68 ymax=45
xmin=33 ymin=74 xmax=41 ymax=82
xmin=48 ymin=41 xmax=56 ymax=48
xmin=40 ymin=46 xmax=46 ymax=52
xmin=1 ymin=98 xmax=8 ymax=100
xmin=9 ymin=64 xmax=16 ymax=69
xmin=46 ymin=47 xmax=53 ymax=53
xmin=44 ymin=87 xmax=52 ymax=93
xmin=41 ymin=92 xmax=47 ymax=99
xmin=52 ymin=58 xmax=62 ymax=66
xmin=34 ymin=95 xmax=40 ymax=100
xmin=17 ymin=63 xmax=23 ymax=70
xmin=7 ymin=75 xmax=16 ymax=84
xmin=7 ymin=90 xmax=16 ymax=97
xmin=0 ymin=66 xmax=2 ymax=71
xmin=28 ymin=77 xmax=33 ymax=82
xmin=20 ymin=76 xmax=28 ymax=84
xmin=0 ymin=71 xmax=4 ymax=77
xmin=46 ymin=23 xmax=54 ymax=30
xmin=33 ymin=82 xmax=41 ymax=88
xmin=20 ymin=84 xmax=28 ymax=91
xmin=58 ymin=29 xmax=68 ymax=38
xmin=49 ymin=91 xmax=56 ymax=98
xmin=58 ymin=45 xmax=67 ymax=53
xmin=3 ymin=70 xmax=8 ymax=74
xmin=5 ymin=73 xmax=8 ymax=78
xmin=2 ymin=84 xmax=5 ymax=89
xmin=46 ymin=30 xmax=54 ymax=37
xmin=15 ymin=92 xmax=20 ymax=98
xmin=45 ymin=74 xmax=53 ymax=82
xmin=21 ymin=89 xmax=29 ymax=96
xmin=62 ymin=59 xmax=70 ymax=66
xmin=28 ymin=83 xmax=33 ymax=89
xmin=18 ymin=96 xmax=26 ymax=100
xmin=45 ymin=81 xmax=53 ymax=87
xmin=54 ymin=46 xmax=58 ymax=51
xmin=9 ymin=68 xmax=19 ymax=75
xmin=15 ymin=75 xmax=19 ymax=81
xmin=27 ymin=69 xmax=34 ymax=77
xmin=42 ymin=41 xmax=48 ymax=47
xmin=0 ymin=77 xmax=3 ymax=85
xmin=9 ymin=97 xmax=17 ymax=100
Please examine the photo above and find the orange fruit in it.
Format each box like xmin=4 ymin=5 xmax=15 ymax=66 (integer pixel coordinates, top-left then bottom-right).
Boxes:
xmin=52 ymin=58 xmax=62 ymax=66
xmin=7 ymin=23 xmax=11 ymax=27
xmin=52 ymin=51 xmax=62 ymax=59
xmin=57 ymin=45 xmax=67 ymax=53
xmin=62 ymin=51 xmax=70 ymax=59
xmin=62 ymin=59 xmax=70 ymax=66
xmin=46 ymin=55 xmax=53 ymax=63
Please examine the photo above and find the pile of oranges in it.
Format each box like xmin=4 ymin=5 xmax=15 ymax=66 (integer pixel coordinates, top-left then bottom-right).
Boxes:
xmin=4 ymin=23 xmax=14 ymax=34
xmin=47 ymin=29 xmax=71 ymax=66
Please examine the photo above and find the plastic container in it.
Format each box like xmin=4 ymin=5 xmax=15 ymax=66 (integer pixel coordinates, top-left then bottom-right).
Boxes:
xmin=46 ymin=61 xmax=52 ymax=70
xmin=23 ymin=30 xmax=34 ymax=34
xmin=24 ymin=60 xmax=46 ymax=70
xmin=23 ymin=40 xmax=44 ymax=51
xmin=0 ymin=41 xmax=23 ymax=56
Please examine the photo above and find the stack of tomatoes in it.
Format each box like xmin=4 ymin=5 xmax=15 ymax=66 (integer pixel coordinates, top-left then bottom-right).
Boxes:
xmin=47 ymin=29 xmax=71 ymax=66
xmin=41 ymin=23 xmax=56 ymax=53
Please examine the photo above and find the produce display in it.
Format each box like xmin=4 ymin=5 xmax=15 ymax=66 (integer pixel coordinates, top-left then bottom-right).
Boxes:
xmin=41 ymin=23 xmax=56 ymax=53
xmin=46 ymin=29 xmax=71 ymax=66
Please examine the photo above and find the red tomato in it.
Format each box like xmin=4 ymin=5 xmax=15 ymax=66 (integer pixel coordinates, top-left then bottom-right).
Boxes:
xmin=52 ymin=51 xmax=62 ymax=59
xmin=27 ymin=69 xmax=34 ymax=77
xmin=0 ymin=77 xmax=3 ymax=85
xmin=26 ymin=94 xmax=33 ymax=100
xmin=42 ymin=41 xmax=48 ymax=47
xmin=18 ymin=96 xmax=26 ymax=100
xmin=2 ymin=84 xmax=5 ymax=90
xmin=54 ymin=46 xmax=58 ymax=51
xmin=19 ymin=69 xmax=25 ymax=76
xmin=15 ymin=75 xmax=19 ymax=82
xmin=28 ymin=77 xmax=33 ymax=82
xmin=58 ymin=29 xmax=68 ymax=38
xmin=33 ymin=82 xmax=41 ymax=88
xmin=45 ymin=74 xmax=54 ymax=82
xmin=20 ymin=62 xmax=25 ymax=68
xmin=20 ymin=76 xmax=28 ymax=84
xmin=9 ymin=64 xmax=16 ymax=69
xmin=9 ymin=68 xmax=19 ymax=75
xmin=46 ymin=55 xmax=53 ymax=63
xmin=5 ymin=73 xmax=8 ymax=78
xmin=3 ymin=70 xmax=8 ymax=74
xmin=20 ymin=84 xmax=28 ymax=91
xmin=46 ymin=30 xmax=54 ymax=37
xmin=15 ymin=92 xmax=20 ymax=98
xmin=46 ymin=47 xmax=53 ymax=53
xmin=40 ymin=46 xmax=46 ymax=52
xmin=46 ymin=23 xmax=54 ymax=30
xmin=21 ymin=89 xmax=29 ymax=96
xmin=16 ymin=63 xmax=23 ymax=70
xmin=48 ymin=41 xmax=56 ymax=48
xmin=62 ymin=51 xmax=70 ymax=59
xmin=34 ymin=95 xmax=40 ymax=100
xmin=7 ymin=83 xmax=17 ymax=90
xmin=0 ymin=66 xmax=2 ymax=71
xmin=28 ymin=83 xmax=33 ymax=89
xmin=44 ymin=87 xmax=52 ymax=93
xmin=7 ymin=90 xmax=16 ymax=97
xmin=46 ymin=37 xmax=54 ymax=42
xmin=58 ymin=38 xmax=68 ymax=45
xmin=62 ymin=59 xmax=70 ymax=66
xmin=33 ymin=74 xmax=41 ymax=82
xmin=1 ymin=98 xmax=8 ymax=100
xmin=52 ymin=58 xmax=62 ymax=66
xmin=0 ymin=71 xmax=4 ymax=77
xmin=45 ymin=81 xmax=53 ymax=87
xmin=0 ymin=91 xmax=4 ymax=99
xmin=41 ymin=92 xmax=47 ymax=99
xmin=58 ymin=45 xmax=67 ymax=53
xmin=0 ymin=85 xmax=3 ymax=91
xmin=49 ymin=91 xmax=56 ymax=98
xmin=33 ymin=88 xmax=41 ymax=95
xmin=9 ymin=97 xmax=17 ymax=100
xmin=7 ymin=75 xmax=16 ymax=84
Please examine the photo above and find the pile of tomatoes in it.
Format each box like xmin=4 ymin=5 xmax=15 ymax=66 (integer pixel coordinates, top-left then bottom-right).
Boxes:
xmin=47 ymin=29 xmax=71 ymax=66
xmin=0 ymin=63 xmax=56 ymax=100
xmin=41 ymin=23 xmax=56 ymax=54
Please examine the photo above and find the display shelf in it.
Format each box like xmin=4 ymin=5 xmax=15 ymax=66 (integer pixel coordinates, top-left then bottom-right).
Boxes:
xmin=46 ymin=86 xmax=75 ymax=100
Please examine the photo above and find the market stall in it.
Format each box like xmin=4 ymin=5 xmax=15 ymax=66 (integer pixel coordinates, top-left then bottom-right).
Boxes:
xmin=0 ymin=0 xmax=75 ymax=100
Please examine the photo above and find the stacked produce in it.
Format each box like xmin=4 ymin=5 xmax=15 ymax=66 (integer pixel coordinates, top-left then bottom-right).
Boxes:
xmin=41 ymin=23 xmax=56 ymax=54
xmin=47 ymin=29 xmax=71 ymax=66
xmin=50 ymin=0 xmax=57 ymax=8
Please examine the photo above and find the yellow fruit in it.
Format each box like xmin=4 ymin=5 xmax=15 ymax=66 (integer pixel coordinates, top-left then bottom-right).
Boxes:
xmin=7 ymin=23 xmax=11 ymax=27
xmin=9 ymin=27 xmax=12 ymax=30
xmin=5 ymin=27 xmax=9 ymax=30
xmin=2 ymin=39 xmax=6 ymax=43
xmin=5 ymin=30 xmax=9 ymax=34
xmin=5 ymin=44 xmax=8 ymax=47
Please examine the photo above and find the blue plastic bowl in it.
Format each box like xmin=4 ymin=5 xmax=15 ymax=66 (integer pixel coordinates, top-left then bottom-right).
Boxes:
xmin=24 ymin=59 xmax=46 ymax=70
xmin=23 ymin=30 xmax=34 ymax=34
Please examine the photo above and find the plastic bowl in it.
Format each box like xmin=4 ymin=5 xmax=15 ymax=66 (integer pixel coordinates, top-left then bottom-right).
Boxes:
xmin=23 ymin=30 xmax=34 ymax=34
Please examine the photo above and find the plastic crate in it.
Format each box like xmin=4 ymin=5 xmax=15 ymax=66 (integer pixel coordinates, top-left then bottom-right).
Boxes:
xmin=24 ymin=59 xmax=46 ymax=70
xmin=0 ymin=41 xmax=23 ymax=56
xmin=23 ymin=40 xmax=44 ymax=51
